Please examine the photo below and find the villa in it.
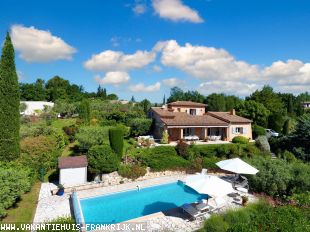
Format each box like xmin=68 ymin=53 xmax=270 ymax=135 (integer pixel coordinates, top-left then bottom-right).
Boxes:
xmin=149 ymin=101 xmax=252 ymax=142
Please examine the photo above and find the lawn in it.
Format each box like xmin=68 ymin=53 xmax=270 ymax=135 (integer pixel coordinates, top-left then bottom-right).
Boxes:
xmin=51 ymin=118 xmax=76 ymax=132
xmin=2 ymin=182 xmax=41 ymax=223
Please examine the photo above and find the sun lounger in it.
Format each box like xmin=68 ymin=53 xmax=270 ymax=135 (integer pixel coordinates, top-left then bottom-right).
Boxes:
xmin=208 ymin=197 xmax=226 ymax=213
xmin=181 ymin=204 xmax=204 ymax=220
xmin=195 ymin=202 xmax=209 ymax=211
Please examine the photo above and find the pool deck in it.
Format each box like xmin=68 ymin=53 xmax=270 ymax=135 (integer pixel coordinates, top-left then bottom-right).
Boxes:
xmin=33 ymin=174 xmax=256 ymax=232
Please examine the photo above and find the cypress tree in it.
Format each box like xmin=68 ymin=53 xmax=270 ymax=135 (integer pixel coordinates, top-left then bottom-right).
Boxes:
xmin=109 ymin=128 xmax=124 ymax=159
xmin=0 ymin=32 xmax=20 ymax=161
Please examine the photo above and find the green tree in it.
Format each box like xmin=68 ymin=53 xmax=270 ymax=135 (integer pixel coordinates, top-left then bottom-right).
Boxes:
xmin=163 ymin=94 xmax=166 ymax=105
xmin=130 ymin=95 xmax=135 ymax=103
xmin=167 ymin=87 xmax=205 ymax=103
xmin=109 ymin=128 xmax=124 ymax=158
xmin=129 ymin=118 xmax=152 ymax=136
xmin=283 ymin=118 xmax=290 ymax=135
xmin=96 ymin=85 xmax=106 ymax=99
xmin=46 ymin=76 xmax=70 ymax=101
xmin=0 ymin=33 xmax=20 ymax=161
xmin=79 ymin=99 xmax=91 ymax=124
xmin=236 ymin=100 xmax=270 ymax=127
xmin=206 ymin=93 xmax=226 ymax=111
xmin=87 ymin=145 xmax=120 ymax=174
xmin=140 ymin=99 xmax=151 ymax=115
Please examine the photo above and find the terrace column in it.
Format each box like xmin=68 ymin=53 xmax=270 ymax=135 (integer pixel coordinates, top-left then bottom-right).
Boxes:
xmin=180 ymin=128 xmax=183 ymax=139
xmin=204 ymin=127 xmax=207 ymax=139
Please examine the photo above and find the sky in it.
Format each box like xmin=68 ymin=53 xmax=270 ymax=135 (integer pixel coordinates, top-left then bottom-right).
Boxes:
xmin=1 ymin=0 xmax=310 ymax=102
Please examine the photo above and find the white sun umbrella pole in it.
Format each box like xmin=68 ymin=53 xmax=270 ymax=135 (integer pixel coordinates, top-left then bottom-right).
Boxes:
xmin=216 ymin=158 xmax=259 ymax=175
xmin=185 ymin=174 xmax=235 ymax=198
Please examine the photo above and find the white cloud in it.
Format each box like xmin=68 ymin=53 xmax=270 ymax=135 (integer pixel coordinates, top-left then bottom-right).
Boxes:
xmin=152 ymin=65 xmax=162 ymax=72
xmin=84 ymin=50 xmax=156 ymax=72
xmin=157 ymin=40 xmax=259 ymax=81
xmin=129 ymin=82 xmax=161 ymax=92
xmin=274 ymin=84 xmax=310 ymax=94
xmin=11 ymin=25 xmax=76 ymax=62
xmin=199 ymin=81 xmax=260 ymax=96
xmin=94 ymin=71 xmax=130 ymax=86
xmin=162 ymin=77 xmax=185 ymax=87
xmin=262 ymin=59 xmax=310 ymax=85
xmin=152 ymin=0 xmax=203 ymax=23
xmin=133 ymin=3 xmax=146 ymax=14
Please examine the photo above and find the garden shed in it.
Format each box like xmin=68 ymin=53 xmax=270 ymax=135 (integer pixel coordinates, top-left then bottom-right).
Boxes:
xmin=58 ymin=155 xmax=88 ymax=186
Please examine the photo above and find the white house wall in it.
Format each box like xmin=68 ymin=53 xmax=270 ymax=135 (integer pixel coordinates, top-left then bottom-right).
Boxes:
xmin=60 ymin=167 xmax=87 ymax=186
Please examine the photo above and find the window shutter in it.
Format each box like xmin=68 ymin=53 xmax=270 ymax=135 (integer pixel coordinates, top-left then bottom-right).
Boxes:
xmin=243 ymin=127 xmax=247 ymax=134
xmin=232 ymin=127 xmax=235 ymax=134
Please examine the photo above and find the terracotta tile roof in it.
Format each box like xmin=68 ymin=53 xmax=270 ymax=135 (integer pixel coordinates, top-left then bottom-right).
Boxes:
xmin=151 ymin=107 xmax=175 ymax=118
xmin=151 ymin=107 xmax=228 ymax=126
xmin=161 ymin=113 xmax=229 ymax=126
xmin=58 ymin=155 xmax=88 ymax=169
xmin=167 ymin=101 xmax=207 ymax=107
xmin=207 ymin=112 xmax=252 ymax=123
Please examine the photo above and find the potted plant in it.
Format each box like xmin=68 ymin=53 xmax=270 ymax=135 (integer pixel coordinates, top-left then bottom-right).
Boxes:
xmin=241 ymin=195 xmax=249 ymax=206
xmin=57 ymin=184 xmax=65 ymax=196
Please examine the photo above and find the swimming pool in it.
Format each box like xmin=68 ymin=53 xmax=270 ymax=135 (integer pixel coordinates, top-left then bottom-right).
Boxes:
xmin=80 ymin=181 xmax=207 ymax=224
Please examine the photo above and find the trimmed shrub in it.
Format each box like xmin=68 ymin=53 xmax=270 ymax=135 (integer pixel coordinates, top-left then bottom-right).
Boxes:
xmin=232 ymin=136 xmax=249 ymax=144
xmin=151 ymin=146 xmax=178 ymax=156
xmin=118 ymin=164 xmax=146 ymax=179
xmin=252 ymin=124 xmax=266 ymax=138
xmin=87 ymin=145 xmax=120 ymax=174
xmin=139 ymin=154 xmax=190 ymax=171
xmin=109 ymin=128 xmax=124 ymax=158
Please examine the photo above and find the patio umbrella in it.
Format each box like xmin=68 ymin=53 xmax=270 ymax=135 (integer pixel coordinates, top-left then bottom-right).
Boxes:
xmin=185 ymin=174 xmax=235 ymax=197
xmin=216 ymin=158 xmax=259 ymax=175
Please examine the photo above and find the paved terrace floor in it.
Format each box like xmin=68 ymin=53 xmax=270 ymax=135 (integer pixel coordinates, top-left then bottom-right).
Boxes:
xmin=33 ymin=174 xmax=256 ymax=232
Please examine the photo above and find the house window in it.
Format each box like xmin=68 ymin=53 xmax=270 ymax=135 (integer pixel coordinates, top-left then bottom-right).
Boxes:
xmin=233 ymin=127 xmax=243 ymax=134
xmin=177 ymin=108 xmax=181 ymax=112
xmin=189 ymin=109 xmax=196 ymax=115
xmin=184 ymin=128 xmax=195 ymax=136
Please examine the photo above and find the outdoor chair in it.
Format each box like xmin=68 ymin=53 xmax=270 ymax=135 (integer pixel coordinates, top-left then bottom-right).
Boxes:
xmin=181 ymin=204 xmax=205 ymax=220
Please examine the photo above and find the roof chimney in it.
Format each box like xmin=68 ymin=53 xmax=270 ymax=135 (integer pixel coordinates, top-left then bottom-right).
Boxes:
xmin=230 ymin=109 xmax=236 ymax=115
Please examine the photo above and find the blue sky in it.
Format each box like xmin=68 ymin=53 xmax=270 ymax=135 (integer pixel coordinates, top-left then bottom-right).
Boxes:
xmin=1 ymin=0 xmax=310 ymax=102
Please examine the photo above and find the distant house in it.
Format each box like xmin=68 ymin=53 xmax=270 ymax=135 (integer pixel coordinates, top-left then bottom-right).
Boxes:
xmin=302 ymin=101 xmax=310 ymax=109
xmin=58 ymin=155 xmax=88 ymax=186
xmin=149 ymin=101 xmax=252 ymax=142
xmin=21 ymin=101 xmax=54 ymax=116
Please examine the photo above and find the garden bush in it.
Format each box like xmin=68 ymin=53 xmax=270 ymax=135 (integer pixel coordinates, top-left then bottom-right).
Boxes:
xmin=63 ymin=125 xmax=78 ymax=142
xmin=75 ymin=126 xmax=109 ymax=151
xmin=139 ymin=154 xmax=190 ymax=171
xmin=280 ymin=150 xmax=297 ymax=163
xmin=246 ymin=156 xmax=310 ymax=197
xmin=252 ymin=124 xmax=266 ymax=138
xmin=0 ymin=163 xmax=33 ymax=218
xmin=128 ymin=118 xmax=152 ymax=136
xmin=203 ymin=156 xmax=222 ymax=169
xmin=150 ymin=146 xmax=177 ymax=156
xmin=200 ymin=201 xmax=310 ymax=232
xmin=87 ymin=145 xmax=120 ymax=174
xmin=255 ymin=135 xmax=270 ymax=152
xmin=175 ymin=140 xmax=190 ymax=159
xmin=37 ymin=217 xmax=76 ymax=232
xmin=109 ymin=128 xmax=124 ymax=158
xmin=118 ymin=164 xmax=146 ymax=179
xmin=20 ymin=135 xmax=61 ymax=171
xmin=232 ymin=136 xmax=249 ymax=144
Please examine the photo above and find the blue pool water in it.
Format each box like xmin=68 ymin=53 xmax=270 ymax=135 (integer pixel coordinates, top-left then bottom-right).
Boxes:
xmin=80 ymin=181 xmax=207 ymax=224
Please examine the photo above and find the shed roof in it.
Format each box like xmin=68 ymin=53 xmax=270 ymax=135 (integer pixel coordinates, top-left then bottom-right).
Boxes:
xmin=58 ymin=155 xmax=88 ymax=169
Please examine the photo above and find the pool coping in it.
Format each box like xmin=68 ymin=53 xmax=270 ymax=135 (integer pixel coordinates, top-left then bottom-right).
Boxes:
xmin=75 ymin=176 xmax=191 ymax=230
